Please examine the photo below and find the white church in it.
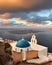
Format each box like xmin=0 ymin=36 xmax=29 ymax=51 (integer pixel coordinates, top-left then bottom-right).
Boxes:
xmin=0 ymin=34 xmax=52 ymax=64
xmin=10 ymin=34 xmax=48 ymax=56
xmin=10 ymin=34 xmax=52 ymax=63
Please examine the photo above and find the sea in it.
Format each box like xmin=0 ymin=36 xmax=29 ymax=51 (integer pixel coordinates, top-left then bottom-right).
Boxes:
xmin=0 ymin=28 xmax=52 ymax=53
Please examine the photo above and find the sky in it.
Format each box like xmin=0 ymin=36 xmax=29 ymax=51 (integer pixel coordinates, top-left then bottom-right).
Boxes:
xmin=0 ymin=0 xmax=52 ymax=27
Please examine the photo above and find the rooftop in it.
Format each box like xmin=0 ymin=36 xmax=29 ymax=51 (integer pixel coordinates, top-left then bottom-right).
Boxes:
xmin=16 ymin=39 xmax=30 ymax=48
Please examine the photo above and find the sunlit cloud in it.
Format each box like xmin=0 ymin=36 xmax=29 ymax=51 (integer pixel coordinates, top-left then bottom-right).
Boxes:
xmin=9 ymin=17 xmax=27 ymax=25
xmin=0 ymin=13 xmax=11 ymax=19
xmin=2 ymin=19 xmax=9 ymax=24
xmin=25 ymin=20 xmax=52 ymax=27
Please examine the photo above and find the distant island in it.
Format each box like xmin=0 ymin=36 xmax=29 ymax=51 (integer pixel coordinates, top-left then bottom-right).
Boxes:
xmin=8 ymin=30 xmax=44 ymax=34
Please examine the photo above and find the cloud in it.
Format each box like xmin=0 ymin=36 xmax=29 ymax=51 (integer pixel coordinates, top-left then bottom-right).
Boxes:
xmin=2 ymin=19 xmax=9 ymax=24
xmin=0 ymin=0 xmax=52 ymax=13
xmin=0 ymin=9 xmax=52 ymax=25
xmin=0 ymin=13 xmax=11 ymax=19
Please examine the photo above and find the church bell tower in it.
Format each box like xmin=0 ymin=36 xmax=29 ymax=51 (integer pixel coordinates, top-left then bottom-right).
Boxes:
xmin=31 ymin=34 xmax=37 ymax=45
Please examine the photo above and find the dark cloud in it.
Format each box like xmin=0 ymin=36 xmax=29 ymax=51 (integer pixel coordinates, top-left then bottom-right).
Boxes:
xmin=27 ymin=17 xmax=49 ymax=24
xmin=0 ymin=0 xmax=52 ymax=13
xmin=0 ymin=12 xmax=28 ymax=19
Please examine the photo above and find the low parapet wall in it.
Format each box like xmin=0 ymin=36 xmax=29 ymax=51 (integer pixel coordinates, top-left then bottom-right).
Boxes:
xmin=26 ymin=50 xmax=38 ymax=60
xmin=12 ymin=50 xmax=38 ymax=63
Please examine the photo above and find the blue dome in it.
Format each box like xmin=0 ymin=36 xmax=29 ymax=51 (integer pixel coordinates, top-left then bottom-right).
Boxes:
xmin=16 ymin=39 xmax=30 ymax=48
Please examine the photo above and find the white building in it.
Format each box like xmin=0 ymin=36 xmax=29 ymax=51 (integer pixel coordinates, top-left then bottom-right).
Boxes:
xmin=9 ymin=34 xmax=48 ymax=61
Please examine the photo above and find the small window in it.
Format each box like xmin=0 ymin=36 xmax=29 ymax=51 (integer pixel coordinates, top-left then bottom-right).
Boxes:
xmin=32 ymin=40 xmax=33 ymax=43
xmin=33 ymin=36 xmax=34 ymax=38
